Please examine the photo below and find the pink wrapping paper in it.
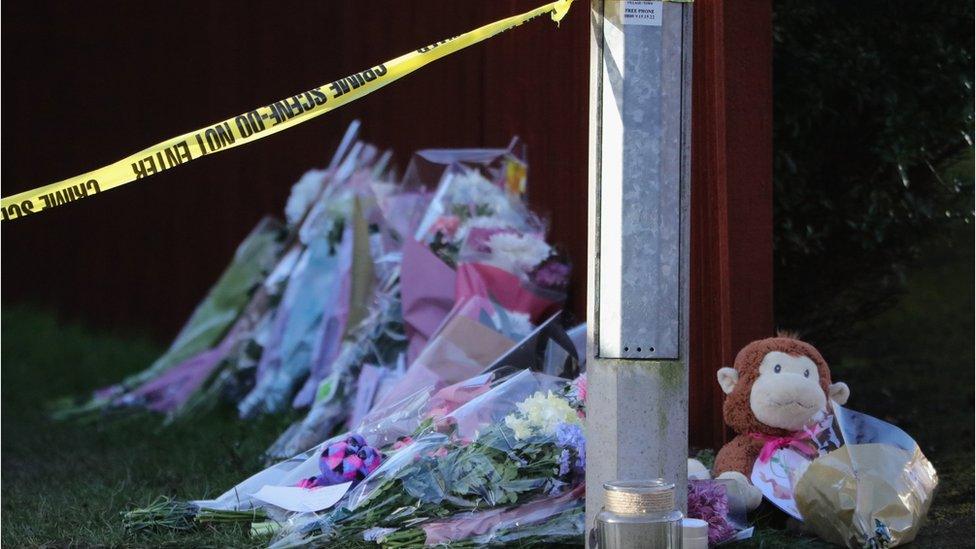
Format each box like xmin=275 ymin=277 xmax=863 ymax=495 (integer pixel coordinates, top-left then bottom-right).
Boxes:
xmin=455 ymin=262 xmax=562 ymax=324
xmin=374 ymin=314 xmax=513 ymax=410
xmin=127 ymin=323 xmax=242 ymax=413
xmin=401 ymin=237 xmax=457 ymax=363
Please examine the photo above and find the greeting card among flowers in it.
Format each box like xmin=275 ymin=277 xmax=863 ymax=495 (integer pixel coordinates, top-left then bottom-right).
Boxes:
xmin=750 ymin=410 xmax=841 ymax=519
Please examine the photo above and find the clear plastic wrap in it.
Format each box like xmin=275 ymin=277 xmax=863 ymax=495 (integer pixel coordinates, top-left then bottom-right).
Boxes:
xmin=264 ymin=265 xmax=407 ymax=459
xmin=373 ymin=296 xmax=527 ymax=410
xmin=239 ymin=151 xmax=392 ymax=417
xmin=269 ymin=369 xmax=587 ymax=548
xmin=193 ymin=369 xmax=516 ymax=515
xmin=399 ymin=141 xmax=538 ymax=363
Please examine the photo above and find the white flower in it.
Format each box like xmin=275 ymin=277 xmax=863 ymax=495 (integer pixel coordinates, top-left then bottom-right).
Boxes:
xmin=285 ymin=169 xmax=328 ymax=225
xmin=486 ymin=232 xmax=552 ymax=274
xmin=445 ymin=170 xmax=520 ymax=222
xmin=455 ymin=215 xmax=516 ymax=243
xmin=445 ymin=169 xmax=505 ymax=204
xmin=504 ymin=391 xmax=581 ymax=440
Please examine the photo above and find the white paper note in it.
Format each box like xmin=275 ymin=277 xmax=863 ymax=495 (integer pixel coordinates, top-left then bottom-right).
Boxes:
xmin=622 ymin=1 xmax=663 ymax=26
xmin=250 ymin=482 xmax=352 ymax=513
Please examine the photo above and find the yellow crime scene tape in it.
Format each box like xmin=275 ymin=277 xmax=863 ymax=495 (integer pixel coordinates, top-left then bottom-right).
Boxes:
xmin=1 ymin=0 xmax=575 ymax=222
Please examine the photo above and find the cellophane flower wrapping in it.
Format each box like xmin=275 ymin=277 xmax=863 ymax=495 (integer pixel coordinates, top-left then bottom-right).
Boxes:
xmin=792 ymin=406 xmax=938 ymax=548
xmin=193 ymin=368 xmax=516 ymax=517
xmin=373 ymin=296 xmax=531 ymax=411
xmin=52 ymin=216 xmax=287 ymax=420
xmin=268 ymin=369 xmax=587 ymax=548
xmin=273 ymin=140 xmax=570 ymax=458
xmin=238 ymin=167 xmax=380 ymax=418
xmin=264 ymin=264 xmax=407 ymax=459
xmin=400 ymin=142 xmax=536 ymax=363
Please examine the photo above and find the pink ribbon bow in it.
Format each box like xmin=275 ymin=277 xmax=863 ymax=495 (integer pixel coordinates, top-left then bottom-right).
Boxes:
xmin=750 ymin=428 xmax=821 ymax=464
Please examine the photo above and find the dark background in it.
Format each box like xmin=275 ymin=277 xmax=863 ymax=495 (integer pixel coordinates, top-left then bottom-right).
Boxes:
xmin=2 ymin=0 xmax=590 ymax=335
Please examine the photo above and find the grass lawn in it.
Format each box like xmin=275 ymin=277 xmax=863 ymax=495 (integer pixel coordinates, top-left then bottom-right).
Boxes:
xmin=2 ymin=228 xmax=972 ymax=547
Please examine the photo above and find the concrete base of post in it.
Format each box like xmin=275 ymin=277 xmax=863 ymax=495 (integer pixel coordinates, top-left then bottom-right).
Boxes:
xmin=584 ymin=358 xmax=689 ymax=541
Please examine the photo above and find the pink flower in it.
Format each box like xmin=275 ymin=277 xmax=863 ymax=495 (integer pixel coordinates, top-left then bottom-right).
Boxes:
xmin=572 ymin=375 xmax=587 ymax=402
xmin=393 ymin=436 xmax=414 ymax=450
xmin=687 ymin=480 xmax=737 ymax=545
xmin=432 ymin=216 xmax=461 ymax=238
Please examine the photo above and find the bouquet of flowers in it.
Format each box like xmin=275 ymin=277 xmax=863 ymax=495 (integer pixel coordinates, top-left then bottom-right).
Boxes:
xmin=50 ymin=215 xmax=287 ymax=420
xmin=268 ymin=370 xmax=587 ymax=548
xmin=51 ymin=123 xmax=398 ymax=422
xmin=264 ymin=263 xmax=408 ymax=459
xmin=400 ymin=141 xmax=570 ymax=364
xmin=266 ymin=139 xmax=572 ymax=458
xmin=237 ymin=165 xmax=381 ymax=417
xmin=124 ymin=355 xmax=588 ymax=548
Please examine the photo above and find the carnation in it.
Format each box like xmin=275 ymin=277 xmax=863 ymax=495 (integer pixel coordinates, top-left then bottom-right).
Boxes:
xmin=444 ymin=169 xmax=508 ymax=210
xmin=687 ymin=480 xmax=737 ymax=545
xmin=456 ymin=215 xmax=516 ymax=245
xmin=486 ymin=232 xmax=553 ymax=274
xmin=504 ymin=391 xmax=582 ymax=441
xmin=431 ymin=215 xmax=461 ymax=238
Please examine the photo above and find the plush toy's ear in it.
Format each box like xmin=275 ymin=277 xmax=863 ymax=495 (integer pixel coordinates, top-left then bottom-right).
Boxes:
xmin=829 ymin=381 xmax=850 ymax=405
xmin=717 ymin=367 xmax=739 ymax=395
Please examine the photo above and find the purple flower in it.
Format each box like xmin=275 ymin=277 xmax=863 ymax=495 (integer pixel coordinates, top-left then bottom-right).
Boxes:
xmin=558 ymin=449 xmax=572 ymax=476
xmin=530 ymin=258 xmax=571 ymax=290
xmin=687 ymin=480 xmax=737 ymax=545
xmin=555 ymin=423 xmax=585 ymax=475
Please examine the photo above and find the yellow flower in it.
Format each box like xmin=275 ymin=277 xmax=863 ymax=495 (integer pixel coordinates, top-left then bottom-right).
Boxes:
xmin=505 ymin=415 xmax=533 ymax=440
xmin=505 ymin=391 xmax=582 ymax=440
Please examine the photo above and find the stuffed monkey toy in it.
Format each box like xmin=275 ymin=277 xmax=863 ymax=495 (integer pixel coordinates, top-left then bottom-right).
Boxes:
xmin=704 ymin=334 xmax=851 ymax=510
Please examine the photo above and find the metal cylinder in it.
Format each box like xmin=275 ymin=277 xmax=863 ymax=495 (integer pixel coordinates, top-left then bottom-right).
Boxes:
xmin=590 ymin=479 xmax=683 ymax=549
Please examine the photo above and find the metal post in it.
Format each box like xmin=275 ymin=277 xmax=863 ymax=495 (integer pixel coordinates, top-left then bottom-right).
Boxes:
xmin=585 ymin=0 xmax=693 ymax=538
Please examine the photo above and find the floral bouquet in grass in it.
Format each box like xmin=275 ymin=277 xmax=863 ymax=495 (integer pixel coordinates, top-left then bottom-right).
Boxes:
xmin=123 ymin=368 xmax=588 ymax=549
xmin=237 ymin=166 xmax=383 ymax=418
xmin=49 ymin=215 xmax=288 ymax=421
xmin=125 ymin=368 xmax=521 ymax=526
xmin=401 ymin=146 xmax=570 ymax=364
xmin=49 ymin=122 xmax=389 ymax=422
xmin=266 ymin=370 xmax=587 ymax=548
xmin=264 ymin=263 xmax=408 ymax=460
xmin=269 ymin=140 xmax=572 ymax=458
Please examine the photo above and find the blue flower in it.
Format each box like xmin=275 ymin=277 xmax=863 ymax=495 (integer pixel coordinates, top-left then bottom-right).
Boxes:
xmin=558 ymin=449 xmax=572 ymax=476
xmin=555 ymin=423 xmax=585 ymax=474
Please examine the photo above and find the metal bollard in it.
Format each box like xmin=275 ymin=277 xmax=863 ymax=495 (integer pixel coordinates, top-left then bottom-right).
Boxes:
xmin=589 ymin=479 xmax=684 ymax=548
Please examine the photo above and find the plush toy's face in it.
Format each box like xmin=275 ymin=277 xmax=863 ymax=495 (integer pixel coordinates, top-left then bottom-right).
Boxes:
xmin=717 ymin=336 xmax=850 ymax=436
xmin=749 ymin=351 xmax=827 ymax=431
